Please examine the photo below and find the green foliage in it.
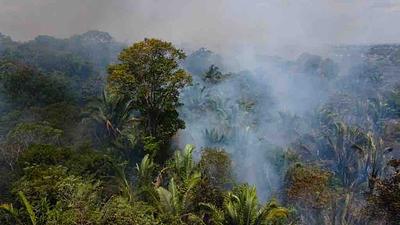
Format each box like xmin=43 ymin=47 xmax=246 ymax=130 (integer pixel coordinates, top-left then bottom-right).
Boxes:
xmin=203 ymin=185 xmax=290 ymax=225
xmin=100 ymin=196 xmax=161 ymax=225
xmin=31 ymin=102 xmax=81 ymax=131
xmin=154 ymin=177 xmax=200 ymax=224
xmin=143 ymin=136 xmax=161 ymax=158
xmin=67 ymin=147 xmax=116 ymax=179
xmin=154 ymin=146 xmax=201 ymax=217
xmin=112 ymin=162 xmax=135 ymax=202
xmin=13 ymin=144 xmax=119 ymax=203
xmin=12 ymin=166 xmax=75 ymax=204
xmin=16 ymin=145 xmax=72 ymax=169
xmin=0 ymin=203 xmax=19 ymax=224
xmin=149 ymin=145 xmax=224 ymax=225
xmin=18 ymin=191 xmax=37 ymax=225
xmin=296 ymin=117 xmax=370 ymax=189
xmin=16 ymin=144 xmax=117 ymax=180
xmin=7 ymin=122 xmax=63 ymax=148
xmin=167 ymin=145 xmax=201 ymax=186
xmin=84 ymin=90 xmax=136 ymax=139
xmin=83 ymin=90 xmax=140 ymax=158
xmin=107 ymin=38 xmax=191 ymax=160
xmin=6 ymin=32 xmax=400 ymax=225
xmin=2 ymin=37 xmax=94 ymax=79
xmin=0 ymin=191 xmax=37 ymax=225
xmin=0 ymin=42 xmax=312 ymax=225
xmin=136 ymin=154 xmax=156 ymax=188
xmin=0 ymin=61 xmax=73 ymax=106
xmin=191 ymin=178 xmax=225 ymax=212
xmin=11 ymin=165 xmax=102 ymax=224
xmin=190 ymin=148 xmax=231 ymax=216
xmin=0 ymin=30 xmax=122 ymax=79
xmin=156 ymin=178 xmax=182 ymax=215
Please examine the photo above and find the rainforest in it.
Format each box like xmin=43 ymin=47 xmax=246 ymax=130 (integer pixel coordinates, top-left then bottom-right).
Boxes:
xmin=1 ymin=1 xmax=400 ymax=225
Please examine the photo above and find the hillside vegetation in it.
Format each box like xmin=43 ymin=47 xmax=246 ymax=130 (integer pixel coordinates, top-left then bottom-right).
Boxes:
xmin=0 ymin=31 xmax=400 ymax=225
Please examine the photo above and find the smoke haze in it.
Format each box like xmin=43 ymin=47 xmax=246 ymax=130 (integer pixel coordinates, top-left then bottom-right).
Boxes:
xmin=2 ymin=0 xmax=400 ymax=201
xmin=2 ymin=0 xmax=400 ymax=56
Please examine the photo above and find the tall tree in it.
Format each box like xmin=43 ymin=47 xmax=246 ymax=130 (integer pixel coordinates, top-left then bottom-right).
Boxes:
xmin=107 ymin=38 xmax=191 ymax=159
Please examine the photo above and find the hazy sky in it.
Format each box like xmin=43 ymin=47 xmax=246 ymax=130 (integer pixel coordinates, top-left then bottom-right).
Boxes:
xmin=1 ymin=0 xmax=400 ymax=53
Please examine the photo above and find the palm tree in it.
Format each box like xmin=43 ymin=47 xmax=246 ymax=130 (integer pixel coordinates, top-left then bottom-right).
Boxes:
xmin=136 ymin=154 xmax=156 ymax=187
xmin=168 ymin=144 xmax=201 ymax=186
xmin=0 ymin=191 xmax=37 ymax=225
xmin=83 ymin=90 xmax=138 ymax=141
xmin=155 ymin=176 xmax=200 ymax=215
xmin=112 ymin=162 xmax=134 ymax=203
xmin=153 ymin=176 xmax=201 ymax=224
xmin=202 ymin=185 xmax=289 ymax=225
xmin=150 ymin=145 xmax=203 ymax=224
xmin=322 ymin=121 xmax=367 ymax=189
xmin=204 ymin=129 xmax=226 ymax=146
xmin=351 ymin=132 xmax=393 ymax=193
xmin=316 ymin=121 xmax=369 ymax=225
xmin=296 ymin=115 xmax=385 ymax=225
xmin=134 ymin=154 xmax=161 ymax=202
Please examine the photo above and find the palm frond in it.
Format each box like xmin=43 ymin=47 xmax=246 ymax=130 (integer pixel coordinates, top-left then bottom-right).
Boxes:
xmin=18 ymin=191 xmax=36 ymax=225
xmin=0 ymin=203 xmax=18 ymax=219
xmin=156 ymin=186 xmax=174 ymax=214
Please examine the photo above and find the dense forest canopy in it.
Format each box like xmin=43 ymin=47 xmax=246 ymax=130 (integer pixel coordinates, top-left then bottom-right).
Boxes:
xmin=0 ymin=30 xmax=400 ymax=225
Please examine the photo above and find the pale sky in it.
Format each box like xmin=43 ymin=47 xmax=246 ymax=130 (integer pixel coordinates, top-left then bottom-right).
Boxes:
xmin=1 ymin=0 xmax=400 ymax=53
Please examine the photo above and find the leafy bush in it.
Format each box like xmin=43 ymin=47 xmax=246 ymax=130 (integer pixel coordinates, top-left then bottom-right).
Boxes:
xmin=100 ymin=196 xmax=162 ymax=225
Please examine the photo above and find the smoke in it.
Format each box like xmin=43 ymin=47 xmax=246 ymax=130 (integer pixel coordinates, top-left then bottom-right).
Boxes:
xmin=2 ymin=0 xmax=400 ymax=54
xmin=177 ymin=49 xmax=346 ymax=199
xmin=1 ymin=0 xmax=400 ymax=200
